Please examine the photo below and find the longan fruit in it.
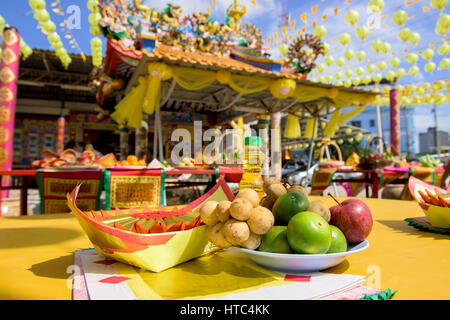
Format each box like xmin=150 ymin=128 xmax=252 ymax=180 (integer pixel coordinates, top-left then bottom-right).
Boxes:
xmin=215 ymin=200 xmax=231 ymax=222
xmin=199 ymin=201 xmax=219 ymax=226
xmin=206 ymin=222 xmax=232 ymax=248
xmin=235 ymin=188 xmax=260 ymax=208
xmin=263 ymin=177 xmax=281 ymax=194
xmin=247 ymin=206 xmax=275 ymax=235
xmin=229 ymin=198 xmax=253 ymax=221
xmin=307 ymin=200 xmax=331 ymax=223
xmin=266 ymin=183 xmax=287 ymax=200
xmin=222 ymin=219 xmax=250 ymax=246
xmin=240 ymin=232 xmax=262 ymax=250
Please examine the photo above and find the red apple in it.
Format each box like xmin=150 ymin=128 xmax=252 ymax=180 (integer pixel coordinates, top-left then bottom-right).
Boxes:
xmin=329 ymin=197 xmax=373 ymax=244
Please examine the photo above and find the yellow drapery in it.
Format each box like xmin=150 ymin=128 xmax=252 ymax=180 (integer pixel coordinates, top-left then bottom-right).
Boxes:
xmin=110 ymin=76 xmax=148 ymax=129
xmin=110 ymin=62 xmax=376 ymax=129
xmin=323 ymin=104 xmax=368 ymax=137
xmin=304 ymin=116 xmax=318 ymax=139
xmin=283 ymin=114 xmax=302 ymax=138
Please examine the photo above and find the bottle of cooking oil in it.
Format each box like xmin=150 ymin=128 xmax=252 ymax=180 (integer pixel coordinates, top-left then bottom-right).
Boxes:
xmin=239 ymin=136 xmax=264 ymax=199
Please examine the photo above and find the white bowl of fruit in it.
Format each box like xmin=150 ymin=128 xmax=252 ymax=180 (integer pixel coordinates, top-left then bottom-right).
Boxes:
xmin=199 ymin=179 xmax=372 ymax=272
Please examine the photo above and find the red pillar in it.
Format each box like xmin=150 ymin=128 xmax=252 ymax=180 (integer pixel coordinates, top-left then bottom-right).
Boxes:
xmin=0 ymin=27 xmax=21 ymax=198
xmin=390 ymin=89 xmax=401 ymax=157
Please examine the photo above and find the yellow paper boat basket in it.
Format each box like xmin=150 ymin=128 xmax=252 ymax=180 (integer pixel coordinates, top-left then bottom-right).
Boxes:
xmin=67 ymin=177 xmax=235 ymax=272
xmin=408 ymin=176 xmax=450 ymax=229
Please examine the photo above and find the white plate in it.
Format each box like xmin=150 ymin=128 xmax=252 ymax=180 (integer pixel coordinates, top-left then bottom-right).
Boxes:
xmin=236 ymin=240 xmax=369 ymax=273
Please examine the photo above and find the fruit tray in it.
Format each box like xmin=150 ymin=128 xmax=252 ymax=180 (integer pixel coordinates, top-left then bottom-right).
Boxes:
xmin=408 ymin=176 xmax=450 ymax=229
xmin=67 ymin=177 xmax=235 ymax=272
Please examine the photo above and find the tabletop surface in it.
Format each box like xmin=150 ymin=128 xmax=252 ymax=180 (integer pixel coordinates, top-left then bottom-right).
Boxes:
xmin=0 ymin=196 xmax=449 ymax=300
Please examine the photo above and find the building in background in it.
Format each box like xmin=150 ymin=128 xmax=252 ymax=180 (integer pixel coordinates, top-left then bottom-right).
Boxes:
xmin=342 ymin=105 xmax=416 ymax=157
xmin=14 ymin=49 xmax=121 ymax=166
xmin=419 ymin=127 xmax=450 ymax=154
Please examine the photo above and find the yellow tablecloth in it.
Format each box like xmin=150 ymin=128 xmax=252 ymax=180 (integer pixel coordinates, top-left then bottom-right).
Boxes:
xmin=0 ymin=197 xmax=449 ymax=300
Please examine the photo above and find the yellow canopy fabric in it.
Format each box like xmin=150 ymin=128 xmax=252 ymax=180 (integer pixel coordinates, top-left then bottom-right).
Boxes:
xmin=111 ymin=62 xmax=375 ymax=129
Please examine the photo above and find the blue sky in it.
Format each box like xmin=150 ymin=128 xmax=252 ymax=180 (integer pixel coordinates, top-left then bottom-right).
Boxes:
xmin=0 ymin=0 xmax=449 ymax=152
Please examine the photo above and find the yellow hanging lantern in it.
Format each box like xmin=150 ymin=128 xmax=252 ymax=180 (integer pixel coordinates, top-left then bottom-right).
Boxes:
xmin=438 ymin=43 xmax=450 ymax=55
xmin=369 ymin=0 xmax=384 ymax=12
xmin=270 ymin=78 xmax=296 ymax=99
xmin=366 ymin=64 xmax=376 ymax=74
xmin=393 ymin=10 xmax=408 ymax=26
xmin=425 ymin=62 xmax=436 ymax=72
xmin=398 ymin=28 xmax=412 ymax=42
xmin=381 ymin=42 xmax=391 ymax=54
xmin=356 ymin=26 xmax=370 ymax=41
xmin=30 ymin=0 xmax=46 ymax=10
xmin=422 ymin=48 xmax=434 ymax=61
xmin=408 ymin=32 xmax=421 ymax=45
xmin=337 ymin=139 xmax=344 ymax=145
xmin=439 ymin=58 xmax=450 ymax=69
xmin=338 ymin=33 xmax=351 ymax=46
xmin=355 ymin=132 xmax=363 ymax=142
xmin=343 ymin=80 xmax=352 ymax=88
xmin=336 ymin=81 xmax=343 ymax=86
xmin=352 ymin=77 xmax=361 ymax=86
xmin=345 ymin=10 xmax=359 ymax=27
xmin=401 ymin=96 xmax=411 ymax=105
xmin=316 ymin=64 xmax=325 ymax=73
xmin=433 ymin=92 xmax=445 ymax=105
xmin=422 ymin=82 xmax=431 ymax=91
xmin=345 ymin=69 xmax=353 ymax=78
xmin=371 ymin=40 xmax=383 ymax=53
xmin=373 ymin=73 xmax=382 ymax=84
xmin=334 ymin=72 xmax=343 ymax=80
xmin=323 ymin=42 xmax=330 ymax=54
xmin=356 ymin=51 xmax=366 ymax=62
xmin=345 ymin=128 xmax=352 ymax=135
xmin=406 ymin=53 xmax=419 ymax=65
xmin=435 ymin=15 xmax=450 ymax=36
xmin=431 ymin=0 xmax=448 ymax=10
xmin=42 ymin=20 xmax=56 ymax=34
xmin=336 ymin=57 xmax=345 ymax=67
xmin=409 ymin=65 xmax=420 ymax=76
xmin=35 ymin=9 xmax=50 ymax=23
xmin=325 ymin=56 xmax=335 ymax=66
xmin=386 ymin=71 xmax=395 ymax=82
xmin=377 ymin=61 xmax=387 ymax=71
xmin=390 ymin=57 xmax=401 ymax=68
xmin=396 ymin=68 xmax=406 ymax=78
xmin=279 ymin=44 xmax=289 ymax=56
xmin=355 ymin=67 xmax=364 ymax=76
xmin=314 ymin=25 xmax=327 ymax=39
xmin=344 ymin=49 xmax=354 ymax=61
xmin=325 ymin=75 xmax=333 ymax=83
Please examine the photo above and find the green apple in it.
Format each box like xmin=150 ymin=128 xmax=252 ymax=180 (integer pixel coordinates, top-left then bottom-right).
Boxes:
xmin=287 ymin=211 xmax=332 ymax=254
xmin=259 ymin=226 xmax=293 ymax=254
xmin=327 ymin=225 xmax=347 ymax=253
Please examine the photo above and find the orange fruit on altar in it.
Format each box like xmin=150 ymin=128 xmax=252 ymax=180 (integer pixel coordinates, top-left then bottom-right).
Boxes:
xmin=121 ymin=160 xmax=130 ymax=166
xmin=138 ymin=159 xmax=146 ymax=166
xmin=127 ymin=155 xmax=138 ymax=163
